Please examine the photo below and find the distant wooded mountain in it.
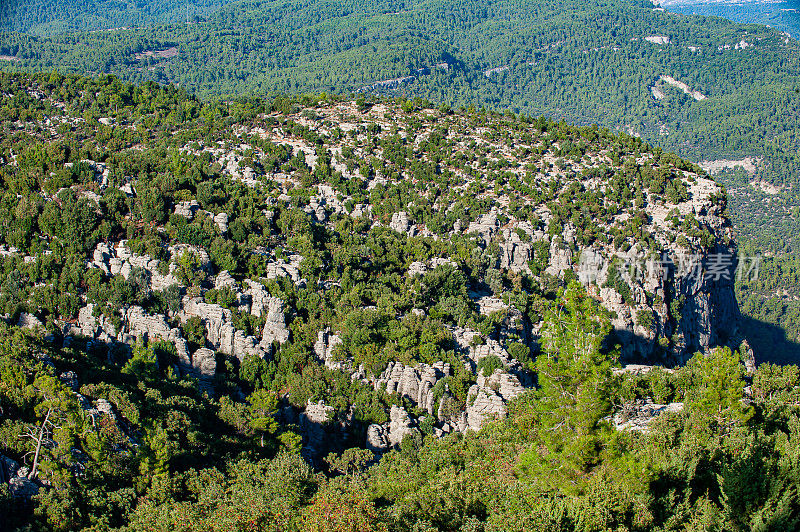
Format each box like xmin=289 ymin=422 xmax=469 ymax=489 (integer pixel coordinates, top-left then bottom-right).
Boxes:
xmin=0 ymin=0 xmax=234 ymax=36
xmin=665 ymin=0 xmax=800 ymax=39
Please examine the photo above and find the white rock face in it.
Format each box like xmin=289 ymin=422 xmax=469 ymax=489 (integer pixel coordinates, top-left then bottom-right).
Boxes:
xmin=169 ymin=244 xmax=211 ymax=266
xmin=377 ymin=361 xmax=451 ymax=414
xmin=463 ymin=334 xmax=528 ymax=377
xmin=71 ymin=304 xmax=110 ymax=340
xmin=407 ymin=257 xmax=456 ymax=278
xmin=174 ymin=200 xmax=200 ymax=219
xmin=499 ymin=228 xmax=537 ymax=273
xmin=242 ymin=279 xmax=272 ymax=317
xmin=214 ymin=270 xmax=236 ymax=290
xmin=266 ymin=255 xmax=304 ymax=284
xmin=475 ymin=296 xmax=507 ymax=316
xmin=123 ymin=306 xmax=191 ymax=369
xmin=366 ymin=423 xmax=390 ymax=453
xmin=192 ymin=347 xmax=216 ymax=394
xmin=184 ymin=298 xmax=230 ymax=344
xmin=261 ymin=298 xmax=290 ymax=347
xmin=304 ymin=197 xmax=328 ymax=222
xmin=645 ymin=35 xmax=670 ymax=45
xmin=477 ymin=368 xmax=526 ymax=401
xmin=408 ymin=261 xmax=427 ymax=277
xmin=182 ymin=297 xmax=278 ymax=361
xmin=467 ymin=210 xmax=499 ymax=242
xmin=658 ymin=75 xmax=707 ymax=101
xmin=313 ymin=328 xmax=344 ymax=369
xmin=545 ymin=239 xmax=573 ymax=277
xmin=390 ymin=211 xmax=416 ymax=236
xmin=463 ymin=369 xmax=527 ymax=432
xmin=214 ymin=212 xmax=229 ymax=233
xmin=388 ymin=405 xmax=417 ymax=446
xmin=350 ymin=203 xmax=372 ymax=218
xmin=466 ymin=384 xmax=508 ymax=431
xmin=317 ymin=184 xmax=345 ymax=216
xmin=88 ymin=241 xmax=180 ymax=292
xmin=17 ymin=313 xmax=42 ymax=329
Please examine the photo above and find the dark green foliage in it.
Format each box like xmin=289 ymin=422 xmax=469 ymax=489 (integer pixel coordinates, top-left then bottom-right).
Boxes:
xmin=0 ymin=324 xmax=287 ymax=531
xmin=477 ymin=354 xmax=504 ymax=377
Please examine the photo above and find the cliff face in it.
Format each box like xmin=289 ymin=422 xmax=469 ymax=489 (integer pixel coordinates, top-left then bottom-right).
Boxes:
xmin=485 ymin=179 xmax=738 ymax=366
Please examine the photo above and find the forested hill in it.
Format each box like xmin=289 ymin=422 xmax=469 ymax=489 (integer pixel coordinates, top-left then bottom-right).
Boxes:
xmin=0 ymin=0 xmax=798 ymax=171
xmin=1 ymin=0 xmax=799 ymax=239
xmin=0 ymin=71 xmax=779 ymax=529
xmin=3 ymin=0 xmax=799 ymax=355
xmin=0 ymin=0 xmax=235 ymax=36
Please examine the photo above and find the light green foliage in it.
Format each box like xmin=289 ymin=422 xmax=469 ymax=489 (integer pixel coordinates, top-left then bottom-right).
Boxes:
xmin=338 ymin=309 xmax=453 ymax=375
xmin=476 ymin=354 xmax=505 ymax=377
xmin=636 ymin=309 xmax=654 ymax=333
xmin=174 ymin=250 xmax=207 ymax=288
xmin=678 ymin=347 xmax=753 ymax=427
xmin=518 ymin=283 xmax=618 ymax=484
xmin=248 ymin=388 xmax=278 ymax=447
xmin=121 ymin=341 xmax=159 ymax=382
xmin=752 ymin=363 xmax=800 ymax=408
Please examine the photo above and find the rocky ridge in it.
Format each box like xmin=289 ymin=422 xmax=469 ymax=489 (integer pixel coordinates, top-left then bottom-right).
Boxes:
xmin=3 ymin=85 xmax=739 ymax=459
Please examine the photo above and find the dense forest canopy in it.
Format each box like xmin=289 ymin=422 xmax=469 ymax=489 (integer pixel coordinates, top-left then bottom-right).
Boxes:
xmin=0 ymin=0 xmax=235 ymax=36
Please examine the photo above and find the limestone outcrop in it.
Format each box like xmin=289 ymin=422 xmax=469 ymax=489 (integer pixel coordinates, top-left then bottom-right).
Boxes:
xmin=376 ymin=361 xmax=452 ymax=414
xmin=261 ymin=297 xmax=290 ymax=347
xmin=266 ymin=255 xmax=304 ymax=284
xmin=182 ymin=296 xmax=286 ymax=361
xmin=192 ymin=348 xmax=217 ymax=393
xmin=465 ymin=385 xmax=508 ymax=431
xmin=89 ymin=241 xmax=181 ymax=292
xmin=365 ymin=405 xmax=419 ymax=453
xmin=298 ymin=400 xmax=354 ymax=462
xmin=122 ymin=306 xmax=191 ymax=369
xmin=313 ymin=328 xmax=344 ymax=370
xmin=390 ymin=211 xmax=416 ymax=237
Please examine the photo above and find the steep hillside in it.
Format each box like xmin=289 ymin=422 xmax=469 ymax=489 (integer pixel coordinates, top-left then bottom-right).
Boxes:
xmin=2 ymin=0 xmax=799 ymax=356
xmin=3 ymin=72 xmax=799 ymax=532
xmin=0 ymin=71 xmax=739 ymax=365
